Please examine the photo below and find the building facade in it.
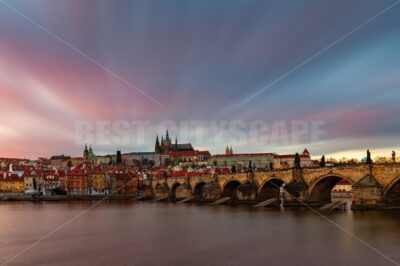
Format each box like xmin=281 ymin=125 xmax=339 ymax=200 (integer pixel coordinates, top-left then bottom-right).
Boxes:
xmin=274 ymin=149 xmax=313 ymax=169
xmin=88 ymin=168 xmax=107 ymax=195
xmin=0 ymin=173 xmax=24 ymax=194
xmin=210 ymin=153 xmax=275 ymax=170
xmin=62 ymin=168 xmax=89 ymax=195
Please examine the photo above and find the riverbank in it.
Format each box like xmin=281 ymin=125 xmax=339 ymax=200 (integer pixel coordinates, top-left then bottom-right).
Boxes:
xmin=0 ymin=195 xmax=142 ymax=202
xmin=1 ymin=195 xmax=400 ymax=210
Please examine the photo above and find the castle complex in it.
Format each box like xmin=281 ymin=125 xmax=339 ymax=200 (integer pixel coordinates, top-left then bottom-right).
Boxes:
xmin=154 ymin=130 xmax=194 ymax=153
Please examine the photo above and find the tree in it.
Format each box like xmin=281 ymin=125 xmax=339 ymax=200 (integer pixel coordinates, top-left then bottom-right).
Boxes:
xmin=164 ymin=158 xmax=172 ymax=166
xmin=326 ymin=157 xmax=338 ymax=165
xmin=33 ymin=178 xmax=37 ymax=190
xmin=52 ymin=187 xmax=67 ymax=195
xmin=148 ymin=160 xmax=155 ymax=168
xmin=348 ymin=158 xmax=360 ymax=165
xmin=142 ymin=158 xmax=152 ymax=169
xmin=374 ymin=156 xmax=390 ymax=164
xmin=320 ymin=155 xmax=325 ymax=167
xmin=132 ymin=159 xmax=141 ymax=168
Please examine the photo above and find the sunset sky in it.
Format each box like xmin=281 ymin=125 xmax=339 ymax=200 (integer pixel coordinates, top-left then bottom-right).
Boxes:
xmin=1 ymin=0 xmax=400 ymax=159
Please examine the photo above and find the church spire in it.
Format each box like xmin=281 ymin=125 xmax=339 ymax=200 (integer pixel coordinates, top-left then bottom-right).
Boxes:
xmin=175 ymin=136 xmax=178 ymax=151
xmin=160 ymin=135 xmax=164 ymax=153
xmin=155 ymin=135 xmax=161 ymax=153
xmin=83 ymin=144 xmax=89 ymax=160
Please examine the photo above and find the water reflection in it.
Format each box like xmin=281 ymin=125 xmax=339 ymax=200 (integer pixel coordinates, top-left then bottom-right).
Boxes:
xmin=0 ymin=202 xmax=399 ymax=266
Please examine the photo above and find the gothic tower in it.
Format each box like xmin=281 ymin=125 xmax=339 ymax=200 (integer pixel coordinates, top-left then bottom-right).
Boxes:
xmin=155 ymin=135 xmax=161 ymax=153
xmin=83 ymin=145 xmax=89 ymax=160
xmin=163 ymin=129 xmax=171 ymax=152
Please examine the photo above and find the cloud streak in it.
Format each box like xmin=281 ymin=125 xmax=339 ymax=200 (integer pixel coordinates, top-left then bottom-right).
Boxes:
xmin=0 ymin=0 xmax=400 ymax=158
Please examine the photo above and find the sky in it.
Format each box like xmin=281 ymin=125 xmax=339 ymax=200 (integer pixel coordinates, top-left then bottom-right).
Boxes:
xmin=1 ymin=0 xmax=400 ymax=159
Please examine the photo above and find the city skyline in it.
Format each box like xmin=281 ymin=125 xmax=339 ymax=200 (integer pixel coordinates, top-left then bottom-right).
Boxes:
xmin=1 ymin=0 xmax=400 ymax=158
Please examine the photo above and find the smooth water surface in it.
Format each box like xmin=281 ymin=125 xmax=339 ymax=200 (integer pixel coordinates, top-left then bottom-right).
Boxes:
xmin=0 ymin=202 xmax=399 ymax=266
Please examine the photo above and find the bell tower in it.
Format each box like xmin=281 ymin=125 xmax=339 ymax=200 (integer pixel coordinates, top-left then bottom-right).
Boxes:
xmin=163 ymin=130 xmax=171 ymax=152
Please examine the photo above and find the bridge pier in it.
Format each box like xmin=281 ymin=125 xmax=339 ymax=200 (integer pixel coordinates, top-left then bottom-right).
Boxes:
xmin=201 ymin=182 xmax=221 ymax=201
xmin=351 ymin=174 xmax=384 ymax=209
xmin=174 ymin=184 xmax=192 ymax=200
xmin=154 ymin=183 xmax=169 ymax=200
xmin=237 ymin=182 xmax=257 ymax=201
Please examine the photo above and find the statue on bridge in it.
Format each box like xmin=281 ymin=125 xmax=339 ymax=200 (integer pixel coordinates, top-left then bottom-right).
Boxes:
xmin=366 ymin=150 xmax=373 ymax=165
xmin=320 ymin=155 xmax=326 ymax=167
xmin=294 ymin=153 xmax=301 ymax=169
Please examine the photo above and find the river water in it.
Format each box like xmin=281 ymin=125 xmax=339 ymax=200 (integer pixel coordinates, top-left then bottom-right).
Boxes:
xmin=0 ymin=202 xmax=399 ymax=266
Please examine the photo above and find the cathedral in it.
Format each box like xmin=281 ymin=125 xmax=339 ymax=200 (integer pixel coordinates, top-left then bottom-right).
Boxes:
xmin=155 ymin=130 xmax=194 ymax=153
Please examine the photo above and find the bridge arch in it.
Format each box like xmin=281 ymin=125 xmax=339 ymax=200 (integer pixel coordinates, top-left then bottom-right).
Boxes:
xmin=193 ymin=181 xmax=207 ymax=197
xmin=257 ymin=177 xmax=286 ymax=201
xmin=169 ymin=182 xmax=182 ymax=200
xmin=308 ymin=174 xmax=354 ymax=203
xmin=221 ymin=179 xmax=242 ymax=199
xmin=384 ymin=176 xmax=400 ymax=203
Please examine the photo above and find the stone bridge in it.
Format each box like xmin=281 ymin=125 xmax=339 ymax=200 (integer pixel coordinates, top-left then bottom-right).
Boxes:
xmin=148 ymin=164 xmax=400 ymax=207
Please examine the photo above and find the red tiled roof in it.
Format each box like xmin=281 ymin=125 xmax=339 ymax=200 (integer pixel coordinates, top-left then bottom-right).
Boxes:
xmin=67 ymin=167 xmax=88 ymax=176
xmin=163 ymin=150 xmax=211 ymax=156
xmin=0 ymin=158 xmax=29 ymax=162
xmin=1 ymin=173 xmax=24 ymax=181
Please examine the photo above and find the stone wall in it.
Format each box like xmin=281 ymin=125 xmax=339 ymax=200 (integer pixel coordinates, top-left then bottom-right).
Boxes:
xmin=143 ymin=164 xmax=400 ymax=207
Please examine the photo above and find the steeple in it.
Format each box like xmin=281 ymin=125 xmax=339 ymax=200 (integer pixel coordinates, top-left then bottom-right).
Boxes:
xmin=229 ymin=146 xmax=233 ymax=155
xmin=89 ymin=145 xmax=93 ymax=154
xmin=160 ymin=135 xmax=164 ymax=153
xmin=302 ymin=148 xmax=310 ymax=157
xmin=166 ymin=129 xmax=170 ymax=141
xmin=155 ymin=135 xmax=161 ymax=153
xmin=226 ymin=146 xmax=230 ymax=155
xmin=83 ymin=144 xmax=89 ymax=160
xmin=175 ymin=136 xmax=178 ymax=151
